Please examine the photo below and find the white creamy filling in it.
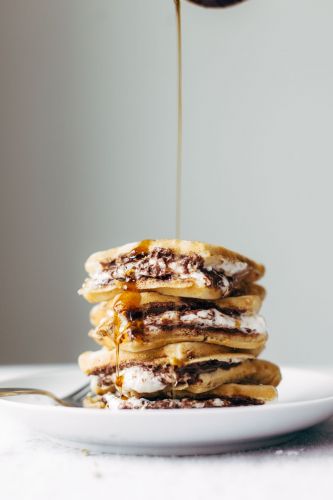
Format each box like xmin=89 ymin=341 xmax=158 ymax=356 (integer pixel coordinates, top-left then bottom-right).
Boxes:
xmin=102 ymin=360 xmax=245 ymax=397
xmin=146 ymin=309 xmax=266 ymax=334
xmin=89 ymin=255 xmax=245 ymax=292
xmin=217 ymin=260 xmax=248 ymax=277
xmin=185 ymin=270 xmax=209 ymax=287
xmin=103 ymin=394 xmax=150 ymax=410
xmin=202 ymin=257 xmax=248 ymax=277
xmin=116 ymin=366 xmax=167 ymax=394
xmin=113 ymin=261 xmax=136 ymax=279
xmin=102 ymin=394 xmax=234 ymax=410
xmin=90 ymin=270 xmax=113 ymax=287
xmin=90 ymin=369 xmax=166 ymax=395
xmin=90 ymin=375 xmax=100 ymax=394
xmin=91 ymin=267 xmax=215 ymax=289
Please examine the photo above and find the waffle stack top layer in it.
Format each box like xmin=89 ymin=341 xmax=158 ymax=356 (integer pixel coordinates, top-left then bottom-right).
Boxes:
xmin=79 ymin=239 xmax=265 ymax=301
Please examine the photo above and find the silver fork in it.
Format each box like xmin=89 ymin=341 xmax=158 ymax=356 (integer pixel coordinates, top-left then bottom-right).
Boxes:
xmin=0 ymin=382 xmax=90 ymax=407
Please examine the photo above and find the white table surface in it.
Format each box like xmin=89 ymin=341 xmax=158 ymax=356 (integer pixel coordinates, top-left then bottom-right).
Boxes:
xmin=0 ymin=365 xmax=332 ymax=500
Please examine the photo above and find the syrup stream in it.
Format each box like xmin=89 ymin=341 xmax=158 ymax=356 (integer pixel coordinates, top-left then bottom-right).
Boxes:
xmin=174 ymin=0 xmax=183 ymax=240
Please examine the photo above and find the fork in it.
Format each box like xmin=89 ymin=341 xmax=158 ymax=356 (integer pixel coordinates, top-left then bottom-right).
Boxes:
xmin=0 ymin=382 xmax=90 ymax=407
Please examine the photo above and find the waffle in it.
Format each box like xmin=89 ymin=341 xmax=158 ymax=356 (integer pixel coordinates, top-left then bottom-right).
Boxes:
xmin=80 ymin=347 xmax=280 ymax=399
xmin=87 ymin=290 xmax=267 ymax=352
xmin=89 ymin=287 xmax=265 ymax=326
xmin=79 ymin=239 xmax=265 ymax=302
xmin=82 ymin=359 xmax=280 ymax=407
xmin=78 ymin=239 xmax=280 ymax=409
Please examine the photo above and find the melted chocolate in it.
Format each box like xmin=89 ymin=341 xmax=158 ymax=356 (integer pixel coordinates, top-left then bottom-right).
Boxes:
xmin=126 ymin=299 xmax=244 ymax=321
xmin=105 ymin=395 xmax=263 ymax=410
xmin=142 ymin=324 xmax=258 ymax=335
xmin=99 ymin=247 xmax=244 ymax=292
xmin=92 ymin=359 xmax=241 ymax=388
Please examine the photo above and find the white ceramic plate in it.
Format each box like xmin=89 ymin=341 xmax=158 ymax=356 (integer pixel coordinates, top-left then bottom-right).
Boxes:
xmin=0 ymin=366 xmax=333 ymax=455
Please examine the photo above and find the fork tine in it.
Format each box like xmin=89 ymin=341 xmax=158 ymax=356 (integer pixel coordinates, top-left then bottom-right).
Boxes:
xmin=64 ymin=382 xmax=90 ymax=402
xmin=73 ymin=384 xmax=90 ymax=401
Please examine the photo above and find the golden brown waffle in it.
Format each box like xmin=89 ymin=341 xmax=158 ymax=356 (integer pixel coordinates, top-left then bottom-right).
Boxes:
xmin=83 ymin=383 xmax=276 ymax=409
xmin=89 ymin=287 xmax=265 ymax=327
xmin=79 ymin=343 xmax=261 ymax=375
xmin=79 ymin=239 xmax=265 ymax=302
xmin=87 ymin=289 xmax=267 ymax=352
xmin=198 ymin=383 xmax=277 ymax=402
xmin=79 ymin=346 xmax=280 ymax=399
xmin=82 ymin=359 xmax=280 ymax=407
xmin=89 ymin=326 xmax=267 ymax=352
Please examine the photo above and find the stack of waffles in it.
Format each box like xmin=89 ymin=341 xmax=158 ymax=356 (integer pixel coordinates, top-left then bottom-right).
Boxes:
xmin=78 ymin=240 xmax=281 ymax=409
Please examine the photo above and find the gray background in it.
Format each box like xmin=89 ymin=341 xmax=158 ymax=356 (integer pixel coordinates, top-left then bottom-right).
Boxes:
xmin=0 ymin=0 xmax=332 ymax=365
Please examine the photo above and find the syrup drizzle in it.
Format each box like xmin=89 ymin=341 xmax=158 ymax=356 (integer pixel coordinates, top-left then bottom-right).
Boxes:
xmin=112 ymin=241 xmax=151 ymax=394
xmin=174 ymin=0 xmax=183 ymax=240
xmin=113 ymin=291 xmax=141 ymax=393
xmin=112 ymin=0 xmax=248 ymax=397
xmin=173 ymin=0 xmax=247 ymax=239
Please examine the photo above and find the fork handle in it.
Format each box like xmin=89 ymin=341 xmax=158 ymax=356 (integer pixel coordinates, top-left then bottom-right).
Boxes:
xmin=0 ymin=388 xmax=67 ymax=406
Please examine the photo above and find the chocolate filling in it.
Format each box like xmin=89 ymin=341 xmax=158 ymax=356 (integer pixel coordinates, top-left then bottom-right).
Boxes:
xmin=117 ymin=303 xmax=259 ymax=339
xmin=144 ymin=325 xmax=258 ymax=335
xmin=98 ymin=247 xmax=248 ymax=292
xmin=93 ymin=360 xmax=242 ymax=387
xmin=102 ymin=395 xmax=263 ymax=409
xmin=126 ymin=300 xmax=245 ymax=321
xmin=123 ymin=325 xmax=260 ymax=341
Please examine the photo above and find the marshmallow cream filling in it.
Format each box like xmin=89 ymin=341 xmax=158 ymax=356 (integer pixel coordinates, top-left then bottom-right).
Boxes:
xmin=95 ymin=307 xmax=266 ymax=335
xmin=88 ymin=253 xmax=248 ymax=291
xmin=119 ymin=366 xmax=168 ymax=393
xmin=92 ymin=359 xmax=247 ymax=395
xmin=145 ymin=310 xmax=266 ymax=334
xmin=90 ymin=368 xmax=168 ymax=394
xmin=93 ymin=268 xmax=210 ymax=288
xmin=101 ymin=394 xmax=249 ymax=410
